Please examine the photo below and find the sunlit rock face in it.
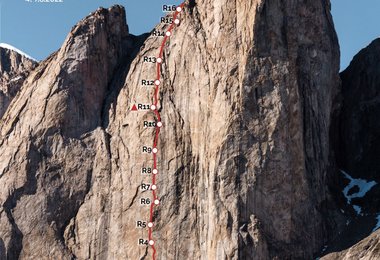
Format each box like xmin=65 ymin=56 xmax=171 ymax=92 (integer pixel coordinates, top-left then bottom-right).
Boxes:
xmin=0 ymin=1 xmax=341 ymax=259
xmin=0 ymin=44 xmax=37 ymax=118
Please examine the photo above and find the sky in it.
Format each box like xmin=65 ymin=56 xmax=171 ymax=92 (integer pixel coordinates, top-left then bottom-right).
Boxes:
xmin=0 ymin=0 xmax=182 ymax=61
xmin=331 ymin=0 xmax=380 ymax=70
xmin=0 ymin=0 xmax=379 ymax=71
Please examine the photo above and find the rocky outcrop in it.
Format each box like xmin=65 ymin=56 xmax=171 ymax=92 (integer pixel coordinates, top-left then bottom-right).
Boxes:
xmin=0 ymin=1 xmax=340 ymax=259
xmin=323 ymin=229 xmax=380 ymax=259
xmin=0 ymin=45 xmax=37 ymax=118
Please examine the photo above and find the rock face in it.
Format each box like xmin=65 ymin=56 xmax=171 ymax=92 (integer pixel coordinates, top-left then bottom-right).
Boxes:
xmin=323 ymin=230 xmax=380 ymax=260
xmin=0 ymin=1 xmax=340 ymax=260
xmin=338 ymin=38 xmax=380 ymax=212
xmin=0 ymin=6 xmax=142 ymax=259
xmin=0 ymin=46 xmax=37 ymax=118
xmin=321 ymin=38 xmax=380 ymax=259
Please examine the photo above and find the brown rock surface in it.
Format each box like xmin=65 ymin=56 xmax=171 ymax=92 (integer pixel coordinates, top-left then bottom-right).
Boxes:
xmin=0 ymin=1 xmax=340 ymax=259
xmin=322 ymin=229 xmax=380 ymax=260
xmin=0 ymin=5 xmax=140 ymax=259
xmin=0 ymin=45 xmax=37 ymax=118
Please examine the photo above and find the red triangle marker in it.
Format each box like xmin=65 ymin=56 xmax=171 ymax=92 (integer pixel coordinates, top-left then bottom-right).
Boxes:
xmin=131 ymin=104 xmax=138 ymax=111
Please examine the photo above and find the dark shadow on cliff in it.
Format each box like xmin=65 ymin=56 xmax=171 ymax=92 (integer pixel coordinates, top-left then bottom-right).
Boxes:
xmin=234 ymin=0 xmax=342 ymax=258
xmin=0 ymin=238 xmax=6 ymax=260
xmin=2 ymin=141 xmax=39 ymax=259
xmin=321 ymin=38 xmax=380 ymax=258
xmin=101 ymin=33 xmax=150 ymax=128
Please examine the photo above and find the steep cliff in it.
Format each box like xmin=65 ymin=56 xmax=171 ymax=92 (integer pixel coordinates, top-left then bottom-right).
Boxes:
xmin=338 ymin=38 xmax=380 ymax=206
xmin=322 ymin=38 xmax=380 ymax=259
xmin=0 ymin=44 xmax=37 ymax=118
xmin=0 ymin=6 xmax=143 ymax=259
xmin=0 ymin=0 xmax=340 ymax=259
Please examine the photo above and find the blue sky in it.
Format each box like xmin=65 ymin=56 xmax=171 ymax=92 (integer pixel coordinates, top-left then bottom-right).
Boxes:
xmin=331 ymin=0 xmax=380 ymax=70
xmin=0 ymin=0 xmax=182 ymax=60
xmin=0 ymin=0 xmax=379 ymax=71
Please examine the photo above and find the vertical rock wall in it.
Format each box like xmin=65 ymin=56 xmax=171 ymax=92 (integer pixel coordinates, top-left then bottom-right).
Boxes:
xmin=0 ymin=1 xmax=340 ymax=259
xmin=0 ymin=46 xmax=37 ymax=118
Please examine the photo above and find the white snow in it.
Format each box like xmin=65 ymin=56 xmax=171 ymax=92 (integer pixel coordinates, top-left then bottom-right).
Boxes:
xmin=353 ymin=205 xmax=362 ymax=215
xmin=0 ymin=43 xmax=37 ymax=62
xmin=373 ymin=214 xmax=380 ymax=232
xmin=341 ymin=170 xmax=377 ymax=204
xmin=341 ymin=170 xmax=376 ymax=216
xmin=9 ymin=76 xmax=23 ymax=82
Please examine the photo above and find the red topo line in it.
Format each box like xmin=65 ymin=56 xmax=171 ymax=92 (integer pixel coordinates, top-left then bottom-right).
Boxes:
xmin=148 ymin=3 xmax=185 ymax=260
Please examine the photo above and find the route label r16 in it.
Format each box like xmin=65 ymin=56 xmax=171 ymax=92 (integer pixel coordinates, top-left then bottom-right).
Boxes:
xmin=162 ymin=5 xmax=176 ymax=12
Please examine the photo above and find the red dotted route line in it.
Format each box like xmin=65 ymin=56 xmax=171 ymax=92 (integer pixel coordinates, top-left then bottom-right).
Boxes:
xmin=147 ymin=3 xmax=185 ymax=260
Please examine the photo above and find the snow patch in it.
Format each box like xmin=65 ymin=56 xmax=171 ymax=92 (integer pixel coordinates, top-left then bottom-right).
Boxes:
xmin=341 ymin=170 xmax=376 ymax=203
xmin=353 ymin=205 xmax=362 ymax=215
xmin=341 ymin=170 xmax=376 ymax=215
xmin=0 ymin=43 xmax=37 ymax=62
xmin=9 ymin=76 xmax=23 ymax=82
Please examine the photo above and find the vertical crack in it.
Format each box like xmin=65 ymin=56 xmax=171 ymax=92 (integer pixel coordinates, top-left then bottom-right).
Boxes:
xmin=2 ymin=141 xmax=39 ymax=259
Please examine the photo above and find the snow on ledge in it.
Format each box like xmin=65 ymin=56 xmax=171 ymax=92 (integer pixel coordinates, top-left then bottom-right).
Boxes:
xmin=0 ymin=43 xmax=38 ymax=62
xmin=341 ymin=169 xmax=377 ymax=216
xmin=341 ymin=170 xmax=377 ymax=204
